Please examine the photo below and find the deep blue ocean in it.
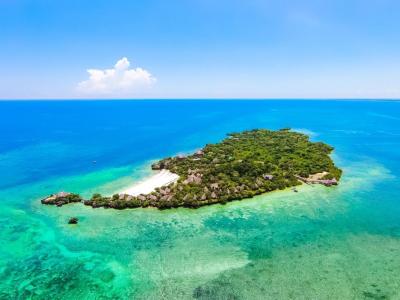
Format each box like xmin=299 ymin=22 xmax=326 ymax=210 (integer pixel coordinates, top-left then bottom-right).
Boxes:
xmin=1 ymin=100 xmax=400 ymax=299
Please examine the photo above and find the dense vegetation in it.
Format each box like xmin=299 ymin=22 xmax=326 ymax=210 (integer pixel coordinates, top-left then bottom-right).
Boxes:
xmin=82 ymin=129 xmax=342 ymax=209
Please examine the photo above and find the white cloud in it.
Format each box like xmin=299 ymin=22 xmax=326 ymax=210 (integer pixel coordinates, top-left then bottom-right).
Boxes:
xmin=77 ymin=57 xmax=156 ymax=95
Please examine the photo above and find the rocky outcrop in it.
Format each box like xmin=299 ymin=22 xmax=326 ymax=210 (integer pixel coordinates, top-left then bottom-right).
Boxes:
xmin=151 ymin=162 xmax=162 ymax=170
xmin=41 ymin=192 xmax=82 ymax=207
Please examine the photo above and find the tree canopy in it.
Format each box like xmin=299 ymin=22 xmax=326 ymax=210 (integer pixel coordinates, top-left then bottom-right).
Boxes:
xmin=83 ymin=129 xmax=342 ymax=209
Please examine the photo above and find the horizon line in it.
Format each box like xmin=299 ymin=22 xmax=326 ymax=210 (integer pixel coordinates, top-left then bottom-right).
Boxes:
xmin=0 ymin=98 xmax=399 ymax=102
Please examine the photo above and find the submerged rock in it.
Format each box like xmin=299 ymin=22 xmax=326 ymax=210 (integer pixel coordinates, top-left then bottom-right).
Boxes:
xmin=68 ymin=217 xmax=78 ymax=224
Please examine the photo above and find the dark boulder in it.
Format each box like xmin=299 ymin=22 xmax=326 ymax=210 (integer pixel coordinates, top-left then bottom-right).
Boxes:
xmin=68 ymin=217 xmax=78 ymax=224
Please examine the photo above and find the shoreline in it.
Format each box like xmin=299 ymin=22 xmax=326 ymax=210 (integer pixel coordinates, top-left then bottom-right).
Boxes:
xmin=120 ymin=169 xmax=179 ymax=196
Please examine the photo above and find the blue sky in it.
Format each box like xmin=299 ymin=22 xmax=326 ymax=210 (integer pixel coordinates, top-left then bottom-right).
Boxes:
xmin=1 ymin=0 xmax=400 ymax=99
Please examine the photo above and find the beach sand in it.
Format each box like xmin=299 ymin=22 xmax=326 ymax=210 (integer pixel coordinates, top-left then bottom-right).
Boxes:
xmin=120 ymin=169 xmax=179 ymax=196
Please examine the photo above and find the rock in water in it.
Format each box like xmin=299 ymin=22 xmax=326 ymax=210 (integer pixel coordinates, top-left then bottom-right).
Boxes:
xmin=68 ymin=217 xmax=78 ymax=224
xmin=41 ymin=192 xmax=82 ymax=206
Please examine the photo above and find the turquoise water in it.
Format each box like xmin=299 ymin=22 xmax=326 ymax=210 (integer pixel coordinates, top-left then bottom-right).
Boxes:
xmin=0 ymin=100 xmax=400 ymax=299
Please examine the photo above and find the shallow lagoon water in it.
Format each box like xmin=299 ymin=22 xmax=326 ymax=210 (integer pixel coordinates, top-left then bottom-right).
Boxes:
xmin=0 ymin=100 xmax=400 ymax=299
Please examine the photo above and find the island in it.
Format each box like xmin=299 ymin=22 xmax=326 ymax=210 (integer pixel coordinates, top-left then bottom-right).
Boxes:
xmin=41 ymin=129 xmax=342 ymax=210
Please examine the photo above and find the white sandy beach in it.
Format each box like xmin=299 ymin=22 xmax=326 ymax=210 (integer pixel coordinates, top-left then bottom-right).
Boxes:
xmin=120 ymin=169 xmax=179 ymax=196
